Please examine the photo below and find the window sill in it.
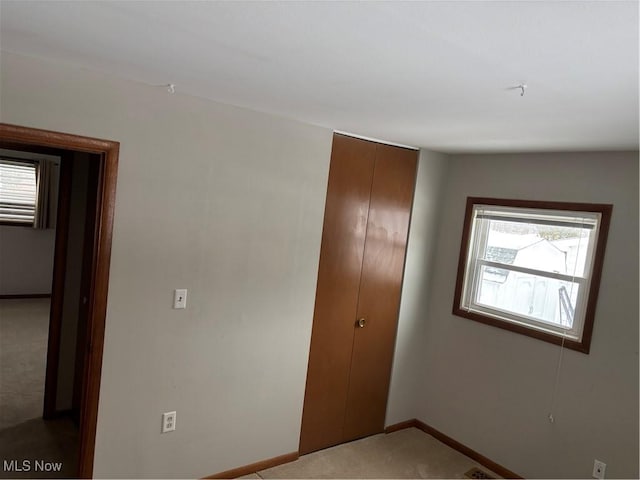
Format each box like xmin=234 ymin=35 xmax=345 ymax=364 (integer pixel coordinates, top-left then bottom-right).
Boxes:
xmin=452 ymin=306 xmax=591 ymax=354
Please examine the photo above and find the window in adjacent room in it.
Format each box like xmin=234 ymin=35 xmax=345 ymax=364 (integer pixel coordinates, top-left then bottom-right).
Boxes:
xmin=453 ymin=197 xmax=612 ymax=353
xmin=0 ymin=158 xmax=38 ymax=225
xmin=0 ymin=153 xmax=59 ymax=228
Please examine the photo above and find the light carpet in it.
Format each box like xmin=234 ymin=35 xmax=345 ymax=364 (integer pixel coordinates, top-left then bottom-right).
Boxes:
xmin=245 ymin=428 xmax=499 ymax=479
xmin=0 ymin=298 xmax=50 ymax=430
xmin=0 ymin=298 xmax=79 ymax=478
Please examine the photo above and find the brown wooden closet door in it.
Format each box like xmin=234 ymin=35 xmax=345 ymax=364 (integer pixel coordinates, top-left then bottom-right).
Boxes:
xmin=300 ymin=134 xmax=418 ymax=454
xmin=342 ymin=144 xmax=418 ymax=441
xmin=299 ymin=134 xmax=376 ymax=455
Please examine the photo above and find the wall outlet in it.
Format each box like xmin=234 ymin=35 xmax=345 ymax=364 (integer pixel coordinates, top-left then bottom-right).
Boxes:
xmin=173 ymin=289 xmax=187 ymax=309
xmin=592 ymin=459 xmax=606 ymax=479
xmin=162 ymin=411 xmax=176 ymax=433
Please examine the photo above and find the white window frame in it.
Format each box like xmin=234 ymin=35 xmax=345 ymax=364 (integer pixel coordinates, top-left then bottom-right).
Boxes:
xmin=453 ymin=198 xmax=612 ymax=354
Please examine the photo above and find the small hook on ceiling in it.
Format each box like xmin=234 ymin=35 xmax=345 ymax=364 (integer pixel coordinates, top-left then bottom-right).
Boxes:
xmin=506 ymin=83 xmax=528 ymax=97
xmin=518 ymin=84 xmax=527 ymax=97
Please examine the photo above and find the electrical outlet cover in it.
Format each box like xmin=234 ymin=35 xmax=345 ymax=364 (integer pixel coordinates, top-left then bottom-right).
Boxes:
xmin=162 ymin=411 xmax=176 ymax=433
xmin=592 ymin=460 xmax=606 ymax=479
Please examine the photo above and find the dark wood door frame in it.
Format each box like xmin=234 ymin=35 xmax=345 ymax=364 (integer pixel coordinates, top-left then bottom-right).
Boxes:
xmin=0 ymin=123 xmax=119 ymax=479
xmin=73 ymin=157 xmax=101 ymax=423
xmin=43 ymin=151 xmax=73 ymax=420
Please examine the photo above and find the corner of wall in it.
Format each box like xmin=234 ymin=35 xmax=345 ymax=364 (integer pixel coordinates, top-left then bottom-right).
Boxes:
xmin=386 ymin=148 xmax=450 ymax=425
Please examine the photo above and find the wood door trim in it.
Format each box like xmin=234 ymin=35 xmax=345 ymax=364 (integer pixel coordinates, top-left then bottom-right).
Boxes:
xmin=43 ymin=152 xmax=72 ymax=419
xmin=204 ymin=451 xmax=299 ymax=479
xmin=73 ymin=156 xmax=101 ymax=421
xmin=385 ymin=419 xmax=523 ymax=479
xmin=0 ymin=123 xmax=119 ymax=479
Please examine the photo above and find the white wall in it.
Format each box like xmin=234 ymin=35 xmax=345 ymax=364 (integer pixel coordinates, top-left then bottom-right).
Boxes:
xmin=408 ymin=152 xmax=639 ymax=478
xmin=0 ymin=225 xmax=55 ymax=295
xmin=0 ymin=52 xmax=332 ymax=477
xmin=386 ymin=148 xmax=448 ymax=425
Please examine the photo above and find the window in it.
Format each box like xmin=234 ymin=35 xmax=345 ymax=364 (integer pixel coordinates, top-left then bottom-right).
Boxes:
xmin=453 ymin=197 xmax=612 ymax=353
xmin=0 ymin=158 xmax=38 ymax=225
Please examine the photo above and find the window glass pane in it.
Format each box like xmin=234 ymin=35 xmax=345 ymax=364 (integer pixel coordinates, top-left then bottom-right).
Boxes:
xmin=475 ymin=265 xmax=580 ymax=329
xmin=0 ymin=159 xmax=37 ymax=224
xmin=483 ymin=218 xmax=591 ymax=277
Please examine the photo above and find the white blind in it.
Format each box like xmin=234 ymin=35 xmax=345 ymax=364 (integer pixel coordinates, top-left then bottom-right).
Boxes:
xmin=0 ymin=158 xmax=37 ymax=224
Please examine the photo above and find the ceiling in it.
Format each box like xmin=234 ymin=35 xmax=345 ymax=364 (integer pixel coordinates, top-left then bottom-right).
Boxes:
xmin=1 ymin=1 xmax=638 ymax=153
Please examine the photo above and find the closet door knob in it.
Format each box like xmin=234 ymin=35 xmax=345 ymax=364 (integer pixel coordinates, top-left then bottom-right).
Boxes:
xmin=357 ymin=318 xmax=366 ymax=328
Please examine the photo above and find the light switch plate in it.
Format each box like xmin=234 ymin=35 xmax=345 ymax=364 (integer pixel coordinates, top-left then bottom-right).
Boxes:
xmin=173 ymin=289 xmax=187 ymax=309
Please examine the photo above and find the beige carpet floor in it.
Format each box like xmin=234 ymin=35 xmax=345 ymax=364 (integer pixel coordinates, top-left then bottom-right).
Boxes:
xmin=0 ymin=298 xmax=79 ymax=478
xmin=242 ymin=428 xmax=499 ymax=479
xmin=0 ymin=417 xmax=78 ymax=479
xmin=0 ymin=298 xmax=50 ymax=430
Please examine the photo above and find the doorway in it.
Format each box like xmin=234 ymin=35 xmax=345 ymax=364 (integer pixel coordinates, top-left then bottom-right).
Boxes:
xmin=0 ymin=123 xmax=119 ymax=478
